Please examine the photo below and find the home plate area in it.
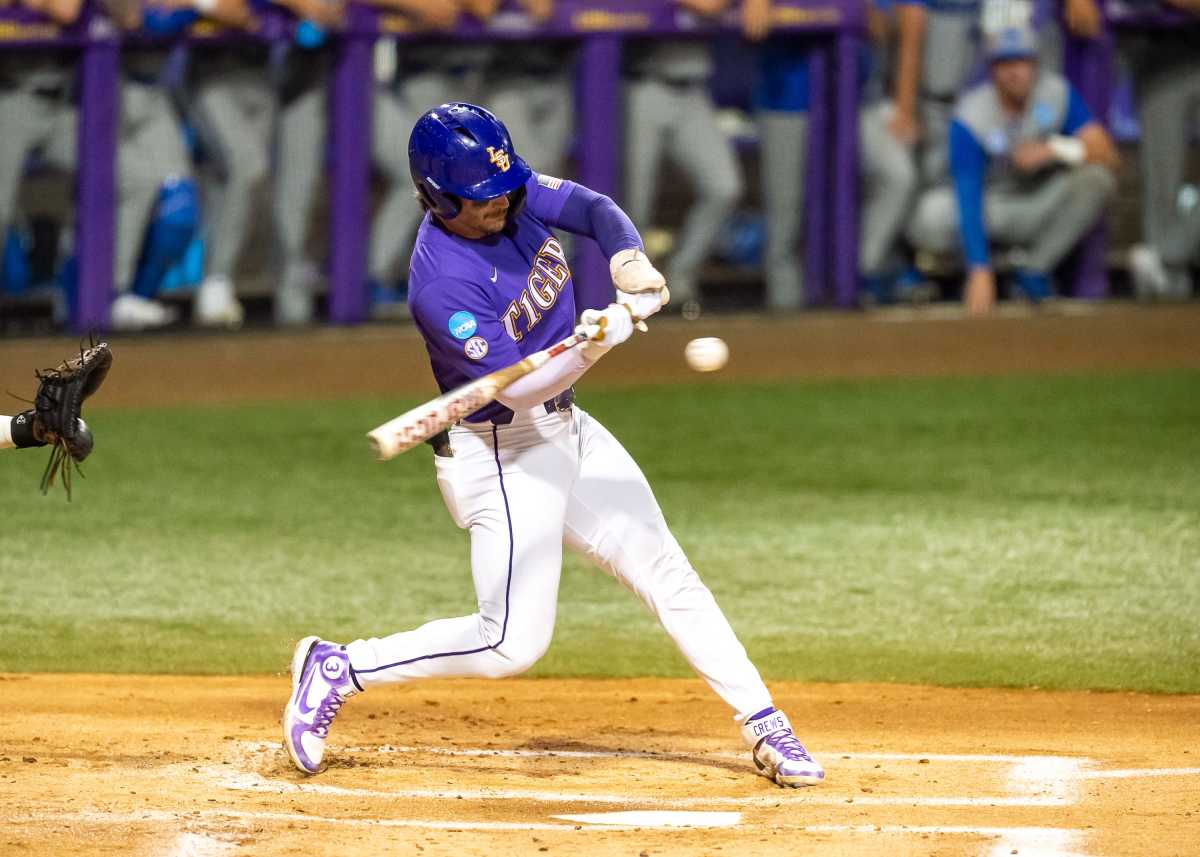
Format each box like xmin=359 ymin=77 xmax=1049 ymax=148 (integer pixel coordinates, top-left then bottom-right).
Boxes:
xmin=3 ymin=677 xmax=1198 ymax=857
xmin=184 ymin=738 xmax=1193 ymax=856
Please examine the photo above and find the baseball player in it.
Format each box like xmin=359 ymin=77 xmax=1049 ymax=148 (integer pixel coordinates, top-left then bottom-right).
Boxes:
xmin=270 ymin=19 xmax=335 ymax=325
xmin=906 ymin=24 xmax=1119 ymax=314
xmin=181 ymin=0 xmax=268 ymax=327
xmin=282 ymin=103 xmax=825 ymax=790
xmin=621 ymin=1 xmax=743 ymax=315
xmin=1123 ymin=0 xmax=1200 ymax=299
xmin=365 ymin=0 xmax=469 ymax=312
xmin=752 ymin=0 xmax=924 ymax=308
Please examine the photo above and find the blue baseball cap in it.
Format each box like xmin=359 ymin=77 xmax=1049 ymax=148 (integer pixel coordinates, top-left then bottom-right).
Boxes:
xmin=986 ymin=25 xmax=1039 ymax=63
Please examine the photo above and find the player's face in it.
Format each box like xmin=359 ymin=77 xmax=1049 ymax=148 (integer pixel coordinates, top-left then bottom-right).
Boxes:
xmin=446 ymin=194 xmax=511 ymax=239
xmin=991 ymin=58 xmax=1037 ymax=104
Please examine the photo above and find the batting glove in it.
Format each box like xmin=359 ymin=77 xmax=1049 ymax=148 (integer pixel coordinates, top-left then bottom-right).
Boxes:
xmin=610 ymin=248 xmax=667 ymax=295
xmin=616 ymin=285 xmax=669 ymax=326
xmin=575 ymin=304 xmax=635 ymax=348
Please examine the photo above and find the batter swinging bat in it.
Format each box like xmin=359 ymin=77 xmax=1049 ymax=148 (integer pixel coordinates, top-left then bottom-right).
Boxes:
xmin=367 ymin=320 xmax=607 ymax=461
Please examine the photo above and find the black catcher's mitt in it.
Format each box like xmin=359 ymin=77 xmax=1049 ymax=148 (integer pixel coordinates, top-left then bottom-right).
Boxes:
xmin=31 ymin=340 xmax=113 ymax=497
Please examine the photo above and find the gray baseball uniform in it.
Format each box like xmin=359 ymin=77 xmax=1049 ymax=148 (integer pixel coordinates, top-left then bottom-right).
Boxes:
xmin=186 ymin=47 xmax=276 ymax=281
xmin=367 ymin=43 xmax=494 ymax=286
xmin=0 ymin=50 xmax=190 ymax=295
xmin=757 ymin=6 xmax=919 ymax=309
xmin=1126 ymin=29 xmax=1200 ymax=279
xmin=114 ymin=48 xmax=193 ymax=292
xmin=483 ymin=44 xmax=574 ymax=179
xmin=919 ymin=0 xmax=983 ymax=185
xmin=0 ymin=55 xmax=77 ymax=247
xmin=906 ymin=70 xmax=1116 ymax=273
xmin=623 ymin=40 xmax=743 ymax=305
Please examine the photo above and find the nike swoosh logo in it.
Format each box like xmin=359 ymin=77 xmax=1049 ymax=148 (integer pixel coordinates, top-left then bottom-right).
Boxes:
xmin=489 ymin=267 xmax=498 ymax=283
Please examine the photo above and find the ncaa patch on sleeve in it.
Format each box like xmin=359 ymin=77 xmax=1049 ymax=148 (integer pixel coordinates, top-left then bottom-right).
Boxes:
xmin=448 ymin=311 xmax=478 ymax=340
xmin=537 ymin=174 xmax=564 ymax=191
xmin=464 ymin=336 xmax=489 ymax=360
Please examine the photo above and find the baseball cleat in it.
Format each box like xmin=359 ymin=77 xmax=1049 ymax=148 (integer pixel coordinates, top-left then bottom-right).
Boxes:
xmin=282 ymin=636 xmax=360 ymax=774
xmin=741 ymin=708 xmax=824 ymax=787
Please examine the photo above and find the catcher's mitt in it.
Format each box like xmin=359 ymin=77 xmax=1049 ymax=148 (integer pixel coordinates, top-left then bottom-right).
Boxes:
xmin=32 ymin=340 xmax=112 ymax=498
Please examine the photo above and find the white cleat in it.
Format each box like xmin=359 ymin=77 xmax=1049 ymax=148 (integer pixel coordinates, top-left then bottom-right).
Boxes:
xmin=194 ymin=275 xmax=245 ymax=328
xmin=741 ymin=708 xmax=825 ymax=787
xmin=282 ymin=636 xmax=360 ymax=774
xmin=110 ymin=293 xmax=179 ymax=331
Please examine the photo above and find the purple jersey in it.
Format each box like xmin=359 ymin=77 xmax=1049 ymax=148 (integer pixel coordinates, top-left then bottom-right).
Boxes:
xmin=409 ymin=173 xmax=624 ymax=424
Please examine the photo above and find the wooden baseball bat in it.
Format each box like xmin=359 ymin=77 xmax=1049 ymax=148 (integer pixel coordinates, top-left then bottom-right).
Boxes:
xmin=367 ymin=322 xmax=603 ymax=461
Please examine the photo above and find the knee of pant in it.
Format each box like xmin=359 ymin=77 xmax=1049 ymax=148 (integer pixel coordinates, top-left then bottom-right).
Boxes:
xmin=1071 ymin=163 xmax=1117 ymax=201
xmin=491 ymin=630 xmax=553 ymax=678
xmin=907 ymin=192 xmax=957 ymax=252
xmin=705 ymin=172 xmax=743 ymax=209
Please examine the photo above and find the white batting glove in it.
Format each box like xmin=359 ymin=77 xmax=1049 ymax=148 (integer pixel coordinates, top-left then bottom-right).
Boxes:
xmin=574 ymin=303 xmax=635 ymax=348
xmin=610 ymin=248 xmax=667 ymax=295
xmin=616 ymin=285 xmax=670 ymax=327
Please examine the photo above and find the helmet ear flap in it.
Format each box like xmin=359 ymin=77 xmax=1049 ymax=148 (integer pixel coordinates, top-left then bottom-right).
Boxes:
xmin=506 ymin=185 xmax=527 ymax=222
xmin=417 ymin=181 xmax=461 ymax=219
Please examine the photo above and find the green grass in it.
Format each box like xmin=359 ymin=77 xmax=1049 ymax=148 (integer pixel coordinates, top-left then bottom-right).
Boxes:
xmin=2 ymin=371 xmax=1198 ymax=692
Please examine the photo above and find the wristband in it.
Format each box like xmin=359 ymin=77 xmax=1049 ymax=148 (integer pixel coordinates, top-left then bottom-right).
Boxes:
xmin=1048 ymin=135 xmax=1085 ymax=166
xmin=193 ymin=0 xmax=218 ymax=14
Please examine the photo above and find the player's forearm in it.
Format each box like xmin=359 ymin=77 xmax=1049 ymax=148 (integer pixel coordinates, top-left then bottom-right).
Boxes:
xmin=555 ymin=185 xmax=643 ymax=259
xmin=1164 ymin=0 xmax=1200 ymax=12
xmin=891 ymin=4 xmax=926 ymax=122
xmin=1077 ymin=124 xmax=1120 ymax=172
xmin=2 ymin=413 xmax=46 ymax=450
xmin=495 ymin=346 xmax=594 ymax=411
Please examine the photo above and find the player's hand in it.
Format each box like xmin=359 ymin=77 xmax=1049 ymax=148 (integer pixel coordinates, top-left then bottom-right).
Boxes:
xmin=616 ymin=285 xmax=670 ymax=325
xmin=610 ymin=247 xmax=666 ymax=294
xmin=886 ymin=108 xmax=920 ymax=146
xmin=740 ymin=0 xmax=770 ymax=40
xmin=1064 ymin=0 xmax=1102 ymax=38
xmin=1011 ymin=141 xmax=1056 ymax=174
xmin=575 ymin=304 xmax=635 ymax=347
xmin=964 ymin=266 xmax=996 ymax=316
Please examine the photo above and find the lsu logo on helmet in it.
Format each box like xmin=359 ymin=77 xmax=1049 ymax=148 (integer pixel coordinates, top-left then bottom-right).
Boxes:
xmin=486 ymin=146 xmax=511 ymax=173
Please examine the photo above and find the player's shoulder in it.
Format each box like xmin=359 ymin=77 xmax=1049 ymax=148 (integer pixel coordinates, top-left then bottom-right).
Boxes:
xmin=1032 ymin=70 xmax=1070 ymax=106
xmin=954 ymin=81 xmax=1000 ymax=127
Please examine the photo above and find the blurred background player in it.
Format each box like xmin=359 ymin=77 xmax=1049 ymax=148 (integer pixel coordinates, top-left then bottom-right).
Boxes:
xmin=1123 ymin=0 xmax=1200 ymax=300
xmin=2 ymin=0 xmax=208 ymax=331
xmin=906 ymin=24 xmax=1119 ymax=314
xmin=482 ymin=1 xmax=574 ymax=180
xmin=0 ymin=0 xmax=82 ymax=320
xmin=364 ymin=0 xmax=468 ymax=315
xmin=180 ymin=0 xmax=266 ymax=327
xmin=102 ymin=0 xmax=207 ymax=329
xmin=750 ymin=0 xmax=924 ymax=310
xmin=269 ymin=0 xmax=342 ymax=325
xmin=622 ymin=0 xmax=744 ymax=315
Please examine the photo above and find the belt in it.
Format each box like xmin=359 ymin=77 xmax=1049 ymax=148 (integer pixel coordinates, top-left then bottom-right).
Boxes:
xmin=427 ymin=387 xmax=575 ymax=456
xmin=489 ymin=386 xmax=575 ymax=425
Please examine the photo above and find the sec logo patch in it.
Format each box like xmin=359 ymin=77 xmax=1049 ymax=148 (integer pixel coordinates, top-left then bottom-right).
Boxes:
xmin=464 ymin=336 xmax=489 ymax=360
xmin=449 ymin=311 xmax=478 ymax=340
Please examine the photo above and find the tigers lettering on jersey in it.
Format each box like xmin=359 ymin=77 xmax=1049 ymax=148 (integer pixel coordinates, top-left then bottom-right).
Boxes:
xmin=501 ymin=237 xmax=571 ymax=342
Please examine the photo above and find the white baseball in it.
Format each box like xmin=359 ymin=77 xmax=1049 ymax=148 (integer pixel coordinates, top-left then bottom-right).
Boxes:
xmin=684 ymin=337 xmax=729 ymax=373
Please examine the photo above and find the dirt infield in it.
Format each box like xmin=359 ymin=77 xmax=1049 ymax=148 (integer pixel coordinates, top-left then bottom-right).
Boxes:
xmin=1 ymin=303 xmax=1198 ymax=409
xmin=2 ymin=675 xmax=1197 ymax=857
xmin=3 ymin=304 xmax=1199 ymax=856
